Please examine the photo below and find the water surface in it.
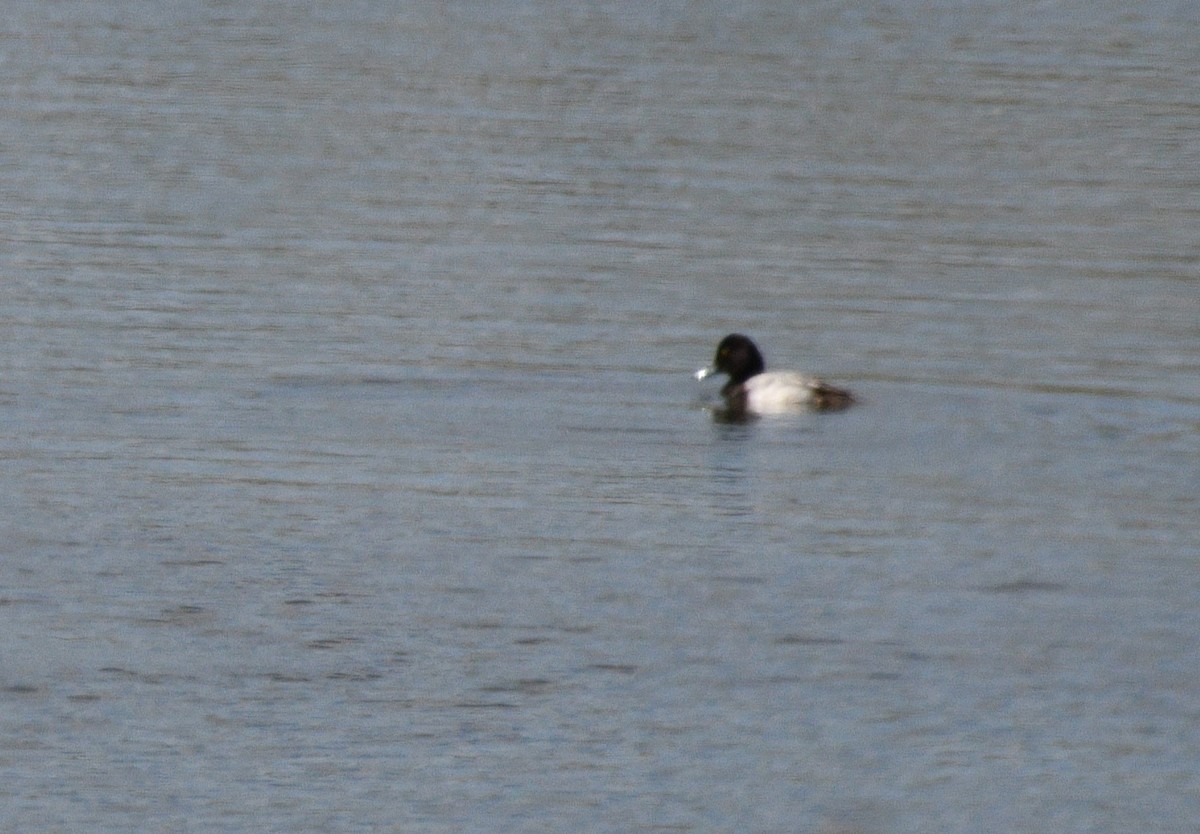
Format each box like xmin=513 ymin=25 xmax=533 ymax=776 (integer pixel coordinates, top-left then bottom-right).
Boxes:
xmin=2 ymin=2 xmax=1198 ymax=832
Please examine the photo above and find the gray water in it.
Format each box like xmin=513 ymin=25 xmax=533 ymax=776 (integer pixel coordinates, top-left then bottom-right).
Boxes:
xmin=3 ymin=1 xmax=1199 ymax=831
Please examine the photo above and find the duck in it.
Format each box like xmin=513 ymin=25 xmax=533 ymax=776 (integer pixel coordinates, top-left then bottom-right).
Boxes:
xmin=695 ymin=333 xmax=854 ymax=417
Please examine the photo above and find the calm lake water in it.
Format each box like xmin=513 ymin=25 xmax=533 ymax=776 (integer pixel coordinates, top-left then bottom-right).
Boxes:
xmin=3 ymin=1 xmax=1199 ymax=831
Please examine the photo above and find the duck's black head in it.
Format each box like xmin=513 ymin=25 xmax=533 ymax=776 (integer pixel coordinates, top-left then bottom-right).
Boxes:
xmin=710 ymin=333 xmax=766 ymax=385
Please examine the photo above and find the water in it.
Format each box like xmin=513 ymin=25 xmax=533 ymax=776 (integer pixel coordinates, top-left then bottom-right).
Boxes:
xmin=2 ymin=1 xmax=1199 ymax=831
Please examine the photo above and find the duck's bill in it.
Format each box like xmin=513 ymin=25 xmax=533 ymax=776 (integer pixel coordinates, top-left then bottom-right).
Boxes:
xmin=694 ymin=366 xmax=716 ymax=381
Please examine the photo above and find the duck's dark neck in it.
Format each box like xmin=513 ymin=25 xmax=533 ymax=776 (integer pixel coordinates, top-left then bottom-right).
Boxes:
xmin=729 ymin=352 xmax=764 ymax=385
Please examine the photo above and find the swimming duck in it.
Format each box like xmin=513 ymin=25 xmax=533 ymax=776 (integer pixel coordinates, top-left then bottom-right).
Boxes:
xmin=695 ymin=333 xmax=854 ymax=417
